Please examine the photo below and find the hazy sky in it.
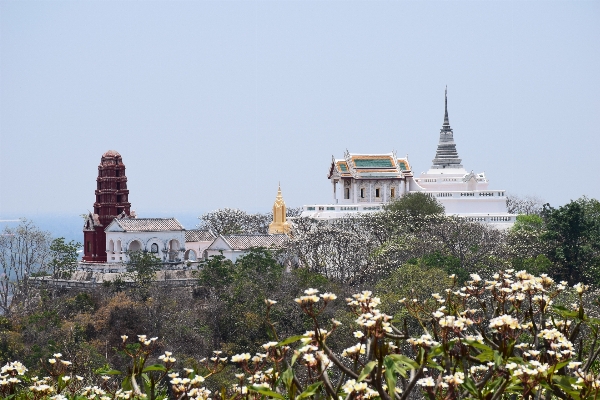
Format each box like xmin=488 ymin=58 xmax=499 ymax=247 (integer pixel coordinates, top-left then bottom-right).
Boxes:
xmin=1 ymin=1 xmax=599 ymax=220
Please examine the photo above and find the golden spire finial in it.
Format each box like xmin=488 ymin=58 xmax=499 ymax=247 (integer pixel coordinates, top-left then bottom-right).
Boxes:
xmin=269 ymin=183 xmax=290 ymax=235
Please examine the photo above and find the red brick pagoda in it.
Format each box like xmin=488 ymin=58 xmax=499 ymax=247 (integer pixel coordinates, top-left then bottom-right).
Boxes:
xmin=82 ymin=150 xmax=132 ymax=262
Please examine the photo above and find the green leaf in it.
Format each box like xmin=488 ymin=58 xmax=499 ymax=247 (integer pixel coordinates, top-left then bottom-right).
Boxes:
xmin=461 ymin=377 xmax=479 ymax=397
xmin=466 ymin=341 xmax=493 ymax=352
xmin=386 ymin=354 xmax=420 ymax=369
xmin=552 ymin=305 xmax=579 ymax=319
xmin=552 ymin=375 xmax=581 ymax=399
xmin=121 ymin=375 xmax=132 ymax=391
xmin=357 ymin=361 xmax=377 ymax=382
xmin=248 ymin=385 xmax=285 ymax=399
xmin=296 ymin=381 xmax=322 ymax=400
xmin=493 ymin=350 xmax=503 ymax=367
xmin=475 ymin=350 xmax=494 ymax=362
xmin=278 ymin=335 xmax=308 ymax=346
xmin=142 ymin=364 xmax=167 ymax=373
xmin=291 ymin=352 xmax=299 ymax=367
xmin=550 ymin=360 xmax=571 ymax=373
xmin=281 ymin=368 xmax=294 ymax=392
xmin=383 ymin=357 xmax=398 ymax=398
xmin=95 ymin=367 xmax=122 ymax=375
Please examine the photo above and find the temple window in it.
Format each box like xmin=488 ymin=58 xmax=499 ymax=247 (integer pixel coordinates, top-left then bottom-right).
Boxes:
xmin=360 ymin=188 xmax=365 ymax=198
xmin=115 ymin=170 xmax=120 ymax=177
xmin=150 ymin=243 xmax=159 ymax=253
xmin=390 ymin=187 xmax=396 ymax=198
xmin=375 ymin=188 xmax=380 ymax=198
xmin=344 ymin=188 xmax=350 ymax=199
xmin=116 ymin=182 xmax=121 ymax=190
xmin=117 ymin=195 xmax=122 ymax=202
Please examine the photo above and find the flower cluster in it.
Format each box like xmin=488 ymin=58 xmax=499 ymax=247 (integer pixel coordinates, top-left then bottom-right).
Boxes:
xmin=342 ymin=379 xmax=378 ymax=398
xmin=170 ymin=370 xmax=211 ymax=400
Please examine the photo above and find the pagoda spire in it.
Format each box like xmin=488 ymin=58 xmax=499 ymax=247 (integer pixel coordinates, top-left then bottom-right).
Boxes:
xmin=431 ymin=88 xmax=463 ymax=169
xmin=443 ymin=86 xmax=450 ymax=126
xmin=269 ymin=183 xmax=290 ymax=234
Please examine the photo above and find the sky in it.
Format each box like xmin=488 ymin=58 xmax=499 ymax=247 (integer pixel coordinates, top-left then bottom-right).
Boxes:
xmin=1 ymin=1 xmax=599 ymax=229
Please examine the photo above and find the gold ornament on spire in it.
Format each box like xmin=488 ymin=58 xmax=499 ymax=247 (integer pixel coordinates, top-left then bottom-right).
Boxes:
xmin=269 ymin=183 xmax=290 ymax=234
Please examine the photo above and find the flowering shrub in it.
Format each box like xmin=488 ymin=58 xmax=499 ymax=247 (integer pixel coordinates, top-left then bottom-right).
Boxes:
xmin=3 ymin=270 xmax=600 ymax=399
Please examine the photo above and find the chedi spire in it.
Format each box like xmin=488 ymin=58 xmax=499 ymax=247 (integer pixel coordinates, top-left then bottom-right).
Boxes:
xmin=268 ymin=183 xmax=290 ymax=234
xmin=431 ymin=87 xmax=463 ymax=169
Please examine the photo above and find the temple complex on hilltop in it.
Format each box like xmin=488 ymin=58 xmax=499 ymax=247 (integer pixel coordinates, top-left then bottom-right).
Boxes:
xmin=300 ymin=88 xmax=515 ymax=228
xmin=81 ymin=152 xmax=288 ymax=270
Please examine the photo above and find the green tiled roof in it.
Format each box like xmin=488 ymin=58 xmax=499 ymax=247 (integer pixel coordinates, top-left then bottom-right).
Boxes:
xmin=354 ymin=158 xmax=393 ymax=168
xmin=339 ymin=163 xmax=348 ymax=172
xmin=398 ymin=161 xmax=407 ymax=171
xmin=359 ymin=172 xmax=402 ymax=178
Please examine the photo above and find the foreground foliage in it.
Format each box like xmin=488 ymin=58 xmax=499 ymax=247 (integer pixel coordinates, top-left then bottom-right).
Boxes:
xmin=3 ymin=270 xmax=600 ymax=399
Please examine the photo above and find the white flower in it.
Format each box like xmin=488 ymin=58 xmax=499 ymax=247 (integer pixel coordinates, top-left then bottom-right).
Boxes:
xmin=262 ymin=341 xmax=278 ymax=350
xmin=417 ymin=377 xmax=435 ymax=387
xmin=320 ymin=292 xmax=337 ymax=301
xmin=231 ymin=353 xmax=251 ymax=363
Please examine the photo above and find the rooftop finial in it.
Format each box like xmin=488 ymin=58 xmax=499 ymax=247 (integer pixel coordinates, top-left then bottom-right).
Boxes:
xmin=443 ymin=86 xmax=449 ymax=126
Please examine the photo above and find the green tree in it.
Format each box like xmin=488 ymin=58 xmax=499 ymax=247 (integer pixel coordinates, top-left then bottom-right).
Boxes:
xmin=383 ymin=191 xmax=445 ymax=216
xmin=125 ymin=251 xmax=162 ymax=299
xmin=48 ymin=237 xmax=80 ymax=279
xmin=513 ymin=213 xmax=544 ymax=232
xmin=196 ymin=253 xmax=235 ymax=289
xmin=541 ymin=197 xmax=600 ymax=285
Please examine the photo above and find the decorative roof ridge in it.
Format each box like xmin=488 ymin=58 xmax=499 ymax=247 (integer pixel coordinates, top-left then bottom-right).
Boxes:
xmin=129 ymin=217 xmax=179 ymax=221
xmin=347 ymin=152 xmax=395 ymax=156
xmin=222 ymin=233 xmax=276 ymax=237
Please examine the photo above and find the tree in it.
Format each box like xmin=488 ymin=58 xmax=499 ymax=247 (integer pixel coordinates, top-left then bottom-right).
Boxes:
xmin=48 ymin=238 xmax=80 ymax=280
xmin=383 ymin=192 xmax=445 ymax=216
xmin=0 ymin=220 xmax=51 ymax=315
xmin=541 ymin=197 xmax=600 ymax=285
xmin=198 ymin=207 xmax=304 ymax=236
xmin=507 ymin=194 xmax=545 ymax=215
xmin=125 ymin=251 xmax=162 ymax=299
xmin=196 ymin=253 xmax=236 ymax=290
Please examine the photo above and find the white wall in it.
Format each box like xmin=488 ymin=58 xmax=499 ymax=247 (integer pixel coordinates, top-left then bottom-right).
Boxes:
xmin=105 ymin=230 xmax=186 ymax=263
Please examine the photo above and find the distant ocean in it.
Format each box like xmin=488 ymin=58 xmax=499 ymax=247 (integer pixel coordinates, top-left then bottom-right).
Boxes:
xmin=0 ymin=212 xmax=205 ymax=245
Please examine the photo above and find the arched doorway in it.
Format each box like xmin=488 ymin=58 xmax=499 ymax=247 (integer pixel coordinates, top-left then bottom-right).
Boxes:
xmin=185 ymin=249 xmax=197 ymax=261
xmin=128 ymin=240 xmax=142 ymax=252
xmin=168 ymin=239 xmax=180 ymax=262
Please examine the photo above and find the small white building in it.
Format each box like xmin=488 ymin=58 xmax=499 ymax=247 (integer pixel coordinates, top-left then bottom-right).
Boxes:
xmin=105 ymin=218 xmax=186 ymax=263
xmin=301 ymin=90 xmax=516 ymax=228
xmin=184 ymin=229 xmax=217 ymax=262
xmin=205 ymin=234 xmax=288 ymax=262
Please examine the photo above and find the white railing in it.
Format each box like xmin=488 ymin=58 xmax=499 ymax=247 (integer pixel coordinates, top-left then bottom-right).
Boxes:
xmin=303 ymin=205 xmax=382 ymax=212
xmin=429 ymin=190 xmax=506 ymax=198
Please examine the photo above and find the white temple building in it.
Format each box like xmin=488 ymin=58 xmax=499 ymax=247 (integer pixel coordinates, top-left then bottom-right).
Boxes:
xmin=300 ymin=89 xmax=516 ymax=228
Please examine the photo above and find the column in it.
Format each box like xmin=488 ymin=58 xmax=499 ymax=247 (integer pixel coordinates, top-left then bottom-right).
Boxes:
xmin=332 ymin=180 xmax=337 ymax=203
